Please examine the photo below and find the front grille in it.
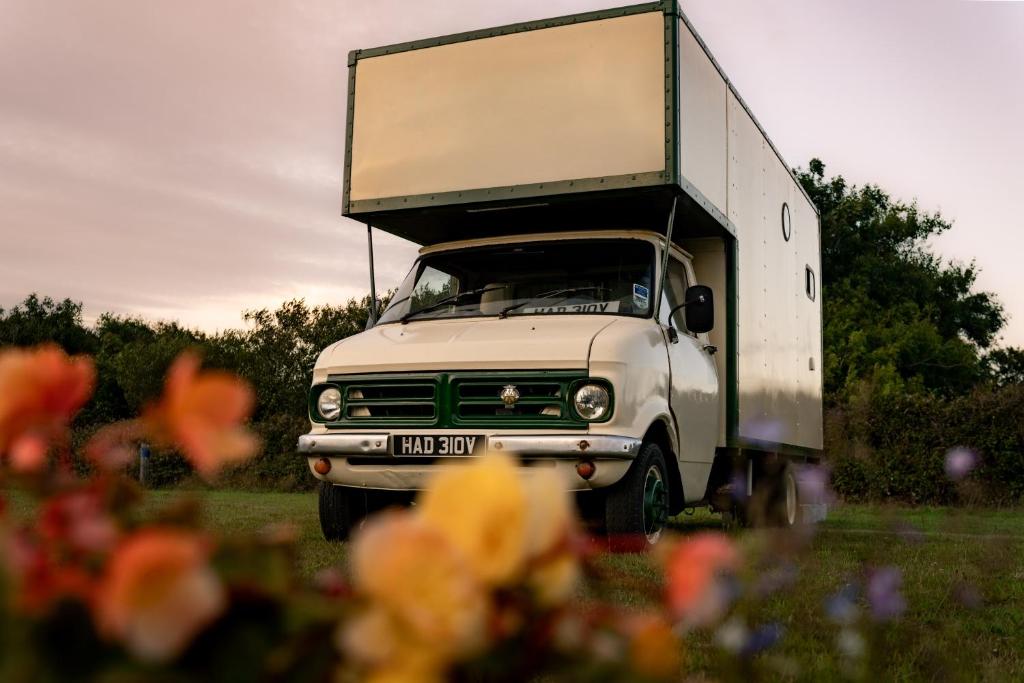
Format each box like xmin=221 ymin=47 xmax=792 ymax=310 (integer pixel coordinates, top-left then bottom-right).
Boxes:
xmin=317 ymin=375 xmax=439 ymax=426
xmin=316 ymin=371 xmax=590 ymax=429
xmin=452 ymin=377 xmax=565 ymax=424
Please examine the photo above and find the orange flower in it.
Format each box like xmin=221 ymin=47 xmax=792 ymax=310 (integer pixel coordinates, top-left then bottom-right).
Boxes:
xmin=96 ymin=528 xmax=226 ymax=663
xmin=144 ymin=353 xmax=258 ymax=478
xmin=663 ymin=532 xmax=739 ymax=629
xmin=0 ymin=345 xmax=95 ymax=468
xmin=626 ymin=614 xmax=683 ymax=680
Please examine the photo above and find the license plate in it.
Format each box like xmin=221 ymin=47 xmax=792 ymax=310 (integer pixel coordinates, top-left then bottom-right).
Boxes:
xmin=392 ymin=435 xmax=483 ymax=456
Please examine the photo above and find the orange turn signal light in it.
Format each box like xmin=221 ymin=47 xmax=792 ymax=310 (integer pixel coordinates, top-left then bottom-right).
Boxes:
xmin=576 ymin=460 xmax=596 ymax=480
xmin=313 ymin=458 xmax=332 ymax=475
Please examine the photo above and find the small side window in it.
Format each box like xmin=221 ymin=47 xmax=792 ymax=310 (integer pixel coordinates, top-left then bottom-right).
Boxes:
xmin=805 ymin=265 xmax=816 ymax=301
xmin=781 ymin=203 xmax=792 ymax=242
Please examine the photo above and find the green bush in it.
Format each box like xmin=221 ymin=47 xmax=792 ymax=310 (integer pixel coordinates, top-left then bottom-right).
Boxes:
xmin=825 ymin=384 xmax=1024 ymax=504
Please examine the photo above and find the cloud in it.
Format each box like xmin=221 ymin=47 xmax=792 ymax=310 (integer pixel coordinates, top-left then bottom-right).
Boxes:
xmin=1 ymin=0 xmax=1022 ymax=345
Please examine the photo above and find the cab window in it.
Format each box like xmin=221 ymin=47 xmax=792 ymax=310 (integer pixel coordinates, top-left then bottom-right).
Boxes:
xmin=662 ymin=258 xmax=691 ymax=333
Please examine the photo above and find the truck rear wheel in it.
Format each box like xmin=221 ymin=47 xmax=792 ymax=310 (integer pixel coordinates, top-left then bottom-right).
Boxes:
xmin=740 ymin=457 xmax=798 ymax=528
xmin=605 ymin=442 xmax=670 ymax=552
xmin=766 ymin=461 xmax=799 ymax=527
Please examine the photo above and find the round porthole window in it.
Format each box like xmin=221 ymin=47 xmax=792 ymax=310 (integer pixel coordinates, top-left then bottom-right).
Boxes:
xmin=781 ymin=202 xmax=792 ymax=241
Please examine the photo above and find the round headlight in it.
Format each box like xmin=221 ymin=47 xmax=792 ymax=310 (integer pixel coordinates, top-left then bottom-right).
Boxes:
xmin=574 ymin=384 xmax=610 ymax=421
xmin=317 ymin=387 xmax=342 ymax=421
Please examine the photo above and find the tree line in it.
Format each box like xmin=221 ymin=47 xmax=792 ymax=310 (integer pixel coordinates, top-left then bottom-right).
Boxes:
xmin=2 ymin=160 xmax=1022 ymax=500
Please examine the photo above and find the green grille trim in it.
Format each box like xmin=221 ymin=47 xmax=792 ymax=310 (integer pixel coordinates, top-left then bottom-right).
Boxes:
xmin=312 ymin=370 xmax=610 ymax=430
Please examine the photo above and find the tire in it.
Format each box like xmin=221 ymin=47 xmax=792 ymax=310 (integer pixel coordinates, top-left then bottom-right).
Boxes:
xmin=318 ymin=483 xmax=360 ymax=542
xmin=318 ymin=485 xmax=407 ymax=542
xmin=605 ymin=442 xmax=670 ymax=553
xmin=755 ymin=459 xmax=798 ymax=528
xmin=767 ymin=462 xmax=799 ymax=528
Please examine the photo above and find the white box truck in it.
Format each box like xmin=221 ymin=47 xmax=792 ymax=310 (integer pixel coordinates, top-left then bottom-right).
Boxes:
xmin=300 ymin=0 xmax=823 ymax=549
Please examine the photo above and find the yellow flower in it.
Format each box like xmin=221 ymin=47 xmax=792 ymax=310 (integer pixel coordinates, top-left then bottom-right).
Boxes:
xmin=523 ymin=467 xmax=579 ymax=605
xmin=341 ymin=607 xmax=444 ymax=681
xmin=418 ymin=452 xmax=529 ymax=586
xmin=346 ymin=511 xmax=487 ymax=671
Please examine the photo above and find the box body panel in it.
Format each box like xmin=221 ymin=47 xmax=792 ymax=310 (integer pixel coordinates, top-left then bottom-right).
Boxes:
xmin=348 ymin=11 xmax=666 ymax=207
xmin=341 ymin=2 xmax=823 ymax=453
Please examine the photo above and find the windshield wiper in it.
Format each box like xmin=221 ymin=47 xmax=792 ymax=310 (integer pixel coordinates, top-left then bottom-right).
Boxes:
xmin=400 ymin=286 xmax=507 ymax=324
xmin=498 ymin=286 xmax=607 ymax=319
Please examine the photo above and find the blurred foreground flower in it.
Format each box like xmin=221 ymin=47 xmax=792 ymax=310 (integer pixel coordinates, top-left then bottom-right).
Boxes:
xmin=944 ymin=447 xmax=977 ymax=481
xmin=419 ymin=453 xmax=578 ymax=599
xmin=662 ymin=532 xmax=739 ymax=629
xmin=343 ymin=454 xmax=582 ymax=680
xmin=97 ymin=528 xmax=226 ymax=663
xmin=626 ymin=613 xmax=683 ymax=679
xmin=39 ymin=487 xmax=119 ymax=555
xmin=344 ymin=512 xmax=487 ymax=678
xmin=418 ymin=451 xmax=528 ymax=586
xmin=866 ymin=566 xmax=906 ymax=622
xmin=0 ymin=345 xmax=95 ymax=470
xmin=143 ymin=353 xmax=258 ymax=478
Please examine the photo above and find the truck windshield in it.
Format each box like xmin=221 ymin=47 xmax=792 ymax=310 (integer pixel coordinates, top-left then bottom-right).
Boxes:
xmin=377 ymin=239 xmax=655 ymax=324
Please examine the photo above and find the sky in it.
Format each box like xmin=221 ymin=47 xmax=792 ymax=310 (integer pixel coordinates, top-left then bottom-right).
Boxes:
xmin=2 ymin=0 xmax=1022 ymax=346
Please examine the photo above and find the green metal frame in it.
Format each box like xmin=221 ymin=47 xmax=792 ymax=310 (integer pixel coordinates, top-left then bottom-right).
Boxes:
xmin=724 ymin=236 xmax=739 ymax=446
xmin=311 ymin=370 xmax=614 ymax=430
xmin=342 ymin=1 xmax=681 ymax=217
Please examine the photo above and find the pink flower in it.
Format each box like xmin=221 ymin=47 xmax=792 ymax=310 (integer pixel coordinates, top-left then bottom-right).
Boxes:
xmin=663 ymin=533 xmax=739 ymax=628
xmin=38 ymin=488 xmax=119 ymax=555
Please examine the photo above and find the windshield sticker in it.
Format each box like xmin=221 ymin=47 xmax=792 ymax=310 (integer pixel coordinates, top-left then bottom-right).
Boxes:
xmin=633 ymin=284 xmax=649 ymax=310
xmin=521 ymin=301 xmax=621 ymax=315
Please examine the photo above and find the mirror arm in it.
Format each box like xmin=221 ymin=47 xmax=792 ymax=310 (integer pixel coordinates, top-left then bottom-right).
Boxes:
xmin=666 ymin=294 xmax=707 ymax=324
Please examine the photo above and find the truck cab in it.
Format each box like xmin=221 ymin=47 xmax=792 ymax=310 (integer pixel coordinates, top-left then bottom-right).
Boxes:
xmin=303 ymin=1 xmax=823 ymax=549
xmin=303 ymin=230 xmax=721 ymax=548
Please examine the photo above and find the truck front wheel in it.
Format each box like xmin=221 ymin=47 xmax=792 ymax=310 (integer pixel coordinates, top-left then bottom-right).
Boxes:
xmin=319 ymin=483 xmax=361 ymax=542
xmin=318 ymin=484 xmax=407 ymax=541
xmin=604 ymin=442 xmax=670 ymax=552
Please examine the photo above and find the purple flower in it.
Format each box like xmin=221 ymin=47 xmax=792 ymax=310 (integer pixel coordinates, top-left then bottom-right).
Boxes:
xmin=755 ymin=562 xmax=799 ymax=597
xmin=742 ymin=622 xmax=784 ymax=656
xmin=945 ymin=448 xmax=978 ymax=481
xmin=825 ymin=584 xmax=859 ymax=625
xmin=730 ymin=472 xmax=749 ymax=502
xmin=741 ymin=418 xmax=784 ymax=445
xmin=796 ymin=464 xmax=834 ymax=504
xmin=867 ymin=567 xmax=906 ymax=622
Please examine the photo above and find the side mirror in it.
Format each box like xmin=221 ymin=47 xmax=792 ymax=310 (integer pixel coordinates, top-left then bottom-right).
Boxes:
xmin=684 ymin=285 xmax=714 ymax=333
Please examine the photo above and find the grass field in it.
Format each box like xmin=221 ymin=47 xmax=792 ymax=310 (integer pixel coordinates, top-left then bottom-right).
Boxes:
xmin=5 ymin=489 xmax=1023 ymax=681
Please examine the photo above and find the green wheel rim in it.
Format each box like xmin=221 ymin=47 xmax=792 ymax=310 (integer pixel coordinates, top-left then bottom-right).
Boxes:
xmin=643 ymin=465 xmax=668 ymax=542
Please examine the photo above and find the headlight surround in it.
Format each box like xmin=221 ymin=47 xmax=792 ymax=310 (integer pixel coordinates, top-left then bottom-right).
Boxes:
xmin=573 ymin=383 xmax=611 ymax=421
xmin=316 ymin=387 xmax=342 ymax=421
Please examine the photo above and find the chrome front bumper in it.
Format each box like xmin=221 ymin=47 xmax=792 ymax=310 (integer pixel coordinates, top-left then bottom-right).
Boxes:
xmin=296 ymin=433 xmax=641 ymax=459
